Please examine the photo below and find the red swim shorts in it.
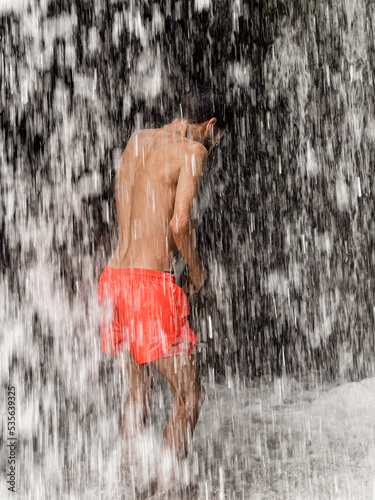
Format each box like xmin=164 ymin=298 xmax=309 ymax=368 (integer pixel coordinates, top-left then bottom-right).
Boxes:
xmin=97 ymin=267 xmax=197 ymax=364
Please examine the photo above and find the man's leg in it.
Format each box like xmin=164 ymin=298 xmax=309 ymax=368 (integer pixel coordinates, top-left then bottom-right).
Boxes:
xmin=117 ymin=351 xmax=152 ymax=443
xmin=117 ymin=352 xmax=153 ymax=496
xmin=152 ymin=354 xmax=206 ymax=491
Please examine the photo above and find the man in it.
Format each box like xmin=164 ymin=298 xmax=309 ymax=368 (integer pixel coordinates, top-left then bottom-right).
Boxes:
xmin=98 ymin=87 xmax=229 ymax=495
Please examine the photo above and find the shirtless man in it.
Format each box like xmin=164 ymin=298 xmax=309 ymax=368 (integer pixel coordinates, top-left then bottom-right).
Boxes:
xmin=98 ymin=87 xmax=228 ymax=495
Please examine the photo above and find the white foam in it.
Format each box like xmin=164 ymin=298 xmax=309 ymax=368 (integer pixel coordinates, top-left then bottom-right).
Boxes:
xmin=0 ymin=0 xmax=31 ymax=13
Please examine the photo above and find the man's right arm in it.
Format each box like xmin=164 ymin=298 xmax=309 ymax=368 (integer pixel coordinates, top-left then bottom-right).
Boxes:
xmin=170 ymin=144 xmax=208 ymax=293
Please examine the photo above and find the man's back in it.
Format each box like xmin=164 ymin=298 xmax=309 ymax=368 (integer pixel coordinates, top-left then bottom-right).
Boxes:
xmin=109 ymin=122 xmax=207 ymax=272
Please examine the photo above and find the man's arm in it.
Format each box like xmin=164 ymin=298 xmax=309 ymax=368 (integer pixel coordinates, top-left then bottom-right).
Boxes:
xmin=170 ymin=144 xmax=208 ymax=293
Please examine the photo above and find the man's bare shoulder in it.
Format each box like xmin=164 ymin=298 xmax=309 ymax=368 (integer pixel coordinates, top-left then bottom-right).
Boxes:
xmin=120 ymin=128 xmax=207 ymax=172
xmin=126 ymin=128 xmax=159 ymax=148
xmin=177 ymin=140 xmax=208 ymax=177
xmin=179 ymin=138 xmax=208 ymax=158
xmin=119 ymin=129 xmax=160 ymax=164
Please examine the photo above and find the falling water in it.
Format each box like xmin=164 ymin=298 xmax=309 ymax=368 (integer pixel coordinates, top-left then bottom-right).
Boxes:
xmin=1 ymin=0 xmax=375 ymax=498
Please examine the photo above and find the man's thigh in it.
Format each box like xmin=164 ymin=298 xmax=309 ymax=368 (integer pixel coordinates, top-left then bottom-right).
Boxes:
xmin=117 ymin=351 xmax=151 ymax=394
xmin=152 ymin=354 xmax=200 ymax=398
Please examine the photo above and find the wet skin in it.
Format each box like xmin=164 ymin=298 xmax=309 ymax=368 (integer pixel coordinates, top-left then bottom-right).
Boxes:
xmin=109 ymin=118 xmax=223 ymax=290
xmin=110 ymin=119 xmax=222 ymax=492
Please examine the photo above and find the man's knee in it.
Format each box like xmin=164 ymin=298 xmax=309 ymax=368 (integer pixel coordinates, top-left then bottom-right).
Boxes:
xmin=179 ymin=382 xmax=206 ymax=412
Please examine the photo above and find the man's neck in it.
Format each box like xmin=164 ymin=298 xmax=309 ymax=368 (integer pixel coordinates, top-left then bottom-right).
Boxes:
xmin=164 ymin=120 xmax=188 ymax=139
xmin=164 ymin=120 xmax=210 ymax=150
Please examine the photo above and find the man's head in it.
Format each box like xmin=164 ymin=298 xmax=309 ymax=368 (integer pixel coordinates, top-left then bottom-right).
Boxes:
xmin=180 ymin=86 xmax=232 ymax=152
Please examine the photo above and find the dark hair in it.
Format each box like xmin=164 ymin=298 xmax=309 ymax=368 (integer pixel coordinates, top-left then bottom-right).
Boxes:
xmin=180 ymin=86 xmax=232 ymax=130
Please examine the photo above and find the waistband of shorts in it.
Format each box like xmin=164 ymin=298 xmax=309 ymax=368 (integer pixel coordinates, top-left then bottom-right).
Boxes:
xmin=101 ymin=266 xmax=176 ymax=282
